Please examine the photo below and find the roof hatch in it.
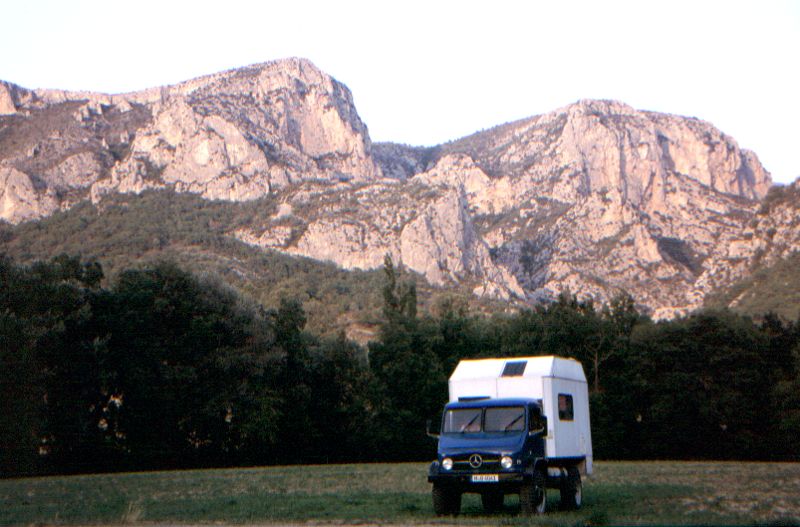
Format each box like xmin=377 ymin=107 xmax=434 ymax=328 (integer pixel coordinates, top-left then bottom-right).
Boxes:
xmin=501 ymin=360 xmax=527 ymax=377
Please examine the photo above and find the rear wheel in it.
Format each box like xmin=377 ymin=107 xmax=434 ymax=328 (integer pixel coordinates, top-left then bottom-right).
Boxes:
xmin=432 ymin=483 xmax=461 ymax=515
xmin=560 ymin=466 xmax=582 ymax=510
xmin=520 ymin=470 xmax=546 ymax=515
xmin=481 ymin=491 xmax=504 ymax=513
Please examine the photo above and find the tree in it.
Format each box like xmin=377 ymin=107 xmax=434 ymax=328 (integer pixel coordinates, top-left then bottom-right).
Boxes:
xmin=629 ymin=310 xmax=772 ymax=459
xmin=270 ymin=297 xmax=316 ymax=462
xmin=308 ymin=334 xmax=377 ymax=462
xmin=0 ymin=277 xmax=42 ymax=474
xmin=539 ymin=292 xmax=608 ymax=392
xmin=368 ymin=256 xmax=444 ymax=460
xmin=381 ymin=254 xmax=417 ymax=326
xmin=772 ymin=346 xmax=800 ymax=459
xmin=765 ymin=316 xmax=800 ymax=459
xmin=0 ymin=255 xmax=108 ymax=474
xmin=95 ymin=261 xmax=270 ymax=468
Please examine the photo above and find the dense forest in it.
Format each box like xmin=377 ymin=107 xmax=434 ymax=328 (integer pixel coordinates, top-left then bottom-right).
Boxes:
xmin=1 ymin=254 xmax=799 ymax=477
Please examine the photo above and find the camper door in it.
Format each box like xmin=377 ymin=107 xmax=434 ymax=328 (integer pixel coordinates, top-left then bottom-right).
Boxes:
xmin=543 ymin=377 xmax=590 ymax=460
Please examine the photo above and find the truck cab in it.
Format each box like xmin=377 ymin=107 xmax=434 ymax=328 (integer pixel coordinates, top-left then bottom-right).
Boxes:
xmin=428 ymin=356 xmax=592 ymax=515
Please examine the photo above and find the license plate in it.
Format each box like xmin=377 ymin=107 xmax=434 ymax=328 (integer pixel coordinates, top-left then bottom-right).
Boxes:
xmin=471 ymin=474 xmax=499 ymax=483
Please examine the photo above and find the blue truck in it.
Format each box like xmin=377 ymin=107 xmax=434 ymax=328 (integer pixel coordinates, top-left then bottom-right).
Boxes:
xmin=428 ymin=356 xmax=593 ymax=515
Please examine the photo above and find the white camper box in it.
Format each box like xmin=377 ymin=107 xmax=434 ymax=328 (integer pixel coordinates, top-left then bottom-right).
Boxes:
xmin=449 ymin=356 xmax=593 ymax=475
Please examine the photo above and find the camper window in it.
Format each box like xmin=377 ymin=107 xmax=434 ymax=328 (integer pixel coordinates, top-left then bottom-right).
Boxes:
xmin=485 ymin=406 xmax=525 ymax=432
xmin=558 ymin=394 xmax=574 ymax=421
xmin=443 ymin=408 xmax=482 ymax=433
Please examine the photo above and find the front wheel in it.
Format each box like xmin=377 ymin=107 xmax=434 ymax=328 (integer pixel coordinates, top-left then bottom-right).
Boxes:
xmin=560 ymin=466 xmax=582 ymax=510
xmin=520 ymin=471 xmax=546 ymax=515
xmin=432 ymin=483 xmax=461 ymax=515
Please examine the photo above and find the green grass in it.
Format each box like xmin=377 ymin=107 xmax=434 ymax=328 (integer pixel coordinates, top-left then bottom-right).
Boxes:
xmin=2 ymin=461 xmax=799 ymax=526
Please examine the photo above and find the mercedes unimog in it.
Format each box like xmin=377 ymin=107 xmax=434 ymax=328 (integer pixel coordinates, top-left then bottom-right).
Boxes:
xmin=427 ymin=356 xmax=593 ymax=515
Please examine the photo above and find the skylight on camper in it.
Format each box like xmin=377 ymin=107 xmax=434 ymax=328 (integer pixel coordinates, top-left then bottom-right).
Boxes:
xmin=501 ymin=360 xmax=527 ymax=377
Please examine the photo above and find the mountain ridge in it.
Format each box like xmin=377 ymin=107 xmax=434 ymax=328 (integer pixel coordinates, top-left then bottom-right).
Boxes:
xmin=1 ymin=57 xmax=795 ymax=318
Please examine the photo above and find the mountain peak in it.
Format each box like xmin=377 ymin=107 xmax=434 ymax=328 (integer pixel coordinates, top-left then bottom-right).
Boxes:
xmin=0 ymin=57 xmax=340 ymax=112
xmin=0 ymin=59 xmax=789 ymax=320
xmin=0 ymin=57 xmax=379 ymax=225
xmin=567 ymin=98 xmax=638 ymax=116
xmin=157 ymin=57 xmax=335 ymax=99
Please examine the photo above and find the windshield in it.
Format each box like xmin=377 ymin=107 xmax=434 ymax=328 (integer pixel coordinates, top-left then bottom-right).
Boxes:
xmin=443 ymin=408 xmax=482 ymax=433
xmin=442 ymin=406 xmax=526 ymax=434
xmin=485 ymin=406 xmax=525 ymax=432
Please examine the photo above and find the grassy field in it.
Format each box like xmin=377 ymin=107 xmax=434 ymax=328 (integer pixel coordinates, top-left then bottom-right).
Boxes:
xmin=2 ymin=461 xmax=799 ymax=526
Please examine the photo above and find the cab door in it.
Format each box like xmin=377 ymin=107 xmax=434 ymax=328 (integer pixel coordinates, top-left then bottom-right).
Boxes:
xmin=525 ymin=402 xmax=546 ymax=459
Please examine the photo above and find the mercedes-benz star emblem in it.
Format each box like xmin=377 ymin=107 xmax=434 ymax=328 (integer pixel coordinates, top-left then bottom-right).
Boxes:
xmin=469 ymin=454 xmax=483 ymax=468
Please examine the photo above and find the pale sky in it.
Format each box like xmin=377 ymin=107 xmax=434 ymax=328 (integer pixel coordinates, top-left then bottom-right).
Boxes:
xmin=1 ymin=0 xmax=798 ymax=184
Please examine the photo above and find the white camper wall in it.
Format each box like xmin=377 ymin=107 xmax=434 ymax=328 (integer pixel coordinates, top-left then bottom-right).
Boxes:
xmin=496 ymin=376 xmax=544 ymax=399
xmin=448 ymin=358 xmax=505 ymax=401
xmin=449 ymin=356 xmax=587 ymax=403
xmin=543 ymin=377 xmax=593 ymax=475
xmin=449 ymin=378 xmax=498 ymax=401
xmin=572 ymin=378 xmax=593 ymax=475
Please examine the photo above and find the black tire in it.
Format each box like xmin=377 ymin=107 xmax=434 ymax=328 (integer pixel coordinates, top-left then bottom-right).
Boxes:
xmin=481 ymin=491 xmax=504 ymax=513
xmin=560 ymin=466 xmax=582 ymax=510
xmin=520 ymin=470 xmax=546 ymax=515
xmin=432 ymin=483 xmax=461 ymax=515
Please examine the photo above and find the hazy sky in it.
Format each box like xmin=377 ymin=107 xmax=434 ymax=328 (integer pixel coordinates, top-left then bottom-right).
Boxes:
xmin=2 ymin=0 xmax=798 ymax=184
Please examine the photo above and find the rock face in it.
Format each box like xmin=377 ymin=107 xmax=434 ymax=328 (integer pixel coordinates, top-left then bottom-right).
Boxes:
xmin=0 ymin=83 xmax=17 ymax=115
xmin=405 ymin=99 xmax=773 ymax=317
xmin=95 ymin=59 xmax=380 ymax=203
xmin=235 ymin=177 xmax=525 ymax=300
xmin=701 ymin=181 xmax=800 ymax=310
xmin=0 ymin=163 xmax=59 ymax=223
xmin=0 ymin=58 xmax=380 ymax=217
xmin=0 ymin=60 xmax=786 ymax=317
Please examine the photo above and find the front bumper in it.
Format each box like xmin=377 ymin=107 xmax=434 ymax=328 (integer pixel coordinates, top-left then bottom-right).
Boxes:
xmin=428 ymin=461 xmax=527 ymax=491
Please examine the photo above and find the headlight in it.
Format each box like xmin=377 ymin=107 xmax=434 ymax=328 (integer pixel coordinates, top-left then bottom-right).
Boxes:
xmin=442 ymin=457 xmax=453 ymax=470
xmin=500 ymin=456 xmax=513 ymax=469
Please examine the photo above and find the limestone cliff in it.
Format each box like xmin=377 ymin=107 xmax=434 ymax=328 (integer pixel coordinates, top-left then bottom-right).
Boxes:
xmin=0 ymin=58 xmax=380 ymax=222
xmin=0 ymin=61 xmax=787 ymax=317
xmin=701 ymin=180 xmax=800 ymax=311
xmin=405 ymin=99 xmax=773 ymax=316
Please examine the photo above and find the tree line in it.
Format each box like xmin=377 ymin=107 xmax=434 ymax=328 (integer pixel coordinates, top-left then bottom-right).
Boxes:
xmin=1 ymin=254 xmax=798 ymax=477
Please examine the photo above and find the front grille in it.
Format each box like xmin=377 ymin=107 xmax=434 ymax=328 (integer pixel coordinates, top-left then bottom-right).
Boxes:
xmin=451 ymin=454 xmax=500 ymax=471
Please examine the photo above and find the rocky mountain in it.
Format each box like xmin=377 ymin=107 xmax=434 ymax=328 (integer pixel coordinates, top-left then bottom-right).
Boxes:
xmin=1 ymin=58 xmax=794 ymax=318
xmin=0 ymin=58 xmax=378 ymax=221
xmin=703 ymin=182 xmax=800 ymax=319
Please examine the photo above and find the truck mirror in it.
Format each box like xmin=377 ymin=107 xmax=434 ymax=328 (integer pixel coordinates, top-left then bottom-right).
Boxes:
xmin=426 ymin=419 xmax=440 ymax=439
xmin=529 ymin=415 xmax=547 ymax=436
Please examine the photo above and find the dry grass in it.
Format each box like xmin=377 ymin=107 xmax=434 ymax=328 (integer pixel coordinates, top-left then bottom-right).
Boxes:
xmin=1 ymin=461 xmax=799 ymax=525
xmin=588 ymin=461 xmax=800 ymax=524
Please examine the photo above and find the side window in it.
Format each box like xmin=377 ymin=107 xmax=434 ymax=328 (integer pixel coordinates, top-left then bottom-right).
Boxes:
xmin=558 ymin=394 xmax=574 ymax=421
xmin=529 ymin=405 xmax=544 ymax=431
